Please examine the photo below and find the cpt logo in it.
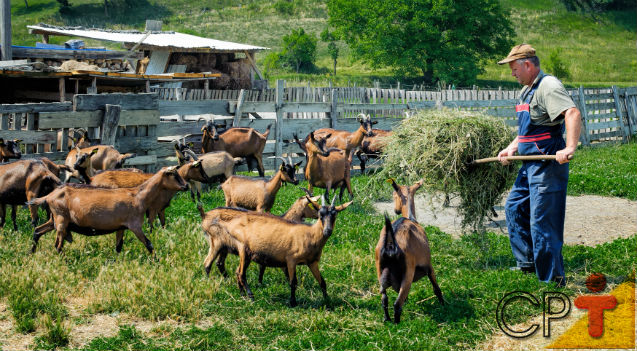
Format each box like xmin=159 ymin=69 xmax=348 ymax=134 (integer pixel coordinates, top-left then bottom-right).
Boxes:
xmin=496 ymin=273 xmax=617 ymax=338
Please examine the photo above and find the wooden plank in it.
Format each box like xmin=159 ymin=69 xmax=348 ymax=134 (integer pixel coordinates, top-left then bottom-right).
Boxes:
xmin=577 ymin=87 xmax=591 ymax=145
xmin=39 ymin=110 xmax=160 ymax=129
xmin=281 ymin=103 xmax=331 ymax=113
xmin=10 ymin=47 xmax=142 ymax=60
xmin=115 ymin=137 xmax=158 ymax=154
xmin=74 ymin=93 xmax=159 ymax=111
xmin=1 ymin=0 xmax=12 ymax=61
xmin=22 ymin=151 xmax=68 ymax=162
xmin=586 ymin=120 xmax=622 ymax=130
xmin=25 ymin=113 xmax=35 ymax=154
xmin=123 ymin=155 xmax=157 ymax=166
xmin=119 ymin=110 xmax=160 ymax=126
xmin=443 ymin=99 xmax=517 ymax=108
xmin=158 ymin=100 xmax=230 ymax=116
xmin=101 ymin=104 xmax=121 ymax=146
xmin=330 ymin=89 xmax=338 ymax=127
xmin=156 ymin=121 xmax=203 ymax=137
xmin=279 ymin=119 xmax=329 ymax=140
xmin=241 ymin=101 xmax=276 ymax=113
xmin=234 ymin=89 xmax=246 ymax=127
xmin=585 ymin=102 xmax=616 ymax=111
xmin=0 ymin=130 xmax=56 ymax=144
xmin=587 ymin=112 xmax=617 ymax=120
xmin=0 ymin=102 xmax=72 ymax=114
xmin=612 ymin=85 xmax=627 ymax=140
xmin=145 ymin=50 xmax=170 ymax=75
xmin=275 ymin=80 xmax=284 ymax=170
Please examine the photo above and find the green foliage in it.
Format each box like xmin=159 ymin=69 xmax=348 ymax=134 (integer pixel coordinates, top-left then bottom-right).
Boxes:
xmin=273 ymin=0 xmax=295 ymax=15
xmin=320 ymin=28 xmax=340 ymax=75
xmin=545 ymin=48 xmax=571 ymax=80
xmin=278 ymin=28 xmax=319 ymax=73
xmin=560 ymin=0 xmax=635 ymax=11
xmin=34 ymin=314 xmax=71 ymax=350
xmin=6 ymin=275 xmax=67 ymax=334
xmin=326 ymin=0 xmax=515 ymax=85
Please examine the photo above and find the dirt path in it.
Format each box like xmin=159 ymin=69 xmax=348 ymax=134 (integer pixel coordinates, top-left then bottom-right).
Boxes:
xmin=374 ymin=193 xmax=637 ymax=246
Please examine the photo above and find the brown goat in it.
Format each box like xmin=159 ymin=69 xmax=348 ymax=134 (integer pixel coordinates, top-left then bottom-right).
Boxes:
xmin=0 ymin=139 xmax=22 ymax=162
xmin=39 ymin=157 xmax=72 ymax=178
xmin=175 ymin=141 xmax=235 ymax=201
xmin=64 ymin=145 xmax=136 ymax=183
xmin=375 ymin=180 xmax=444 ymax=324
xmin=199 ymin=195 xmax=351 ymax=306
xmin=221 ymin=156 xmax=302 ymax=212
xmin=69 ymin=128 xmax=92 ymax=150
xmin=356 ymin=129 xmax=393 ymax=173
xmin=0 ymin=159 xmax=62 ymax=230
xmin=30 ymin=166 xmax=188 ymax=254
xmin=387 ymin=178 xmax=423 ymax=220
xmin=200 ymin=121 xmax=271 ymax=177
xmin=303 ymin=131 xmax=353 ymax=201
xmin=300 ymin=114 xmax=376 ymax=161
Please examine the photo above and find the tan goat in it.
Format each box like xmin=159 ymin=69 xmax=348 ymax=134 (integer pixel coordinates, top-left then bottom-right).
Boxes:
xmin=303 ymin=131 xmax=353 ymax=201
xmin=375 ymin=180 xmax=444 ymax=324
xmin=199 ymin=195 xmax=351 ymax=306
xmin=356 ymin=129 xmax=393 ymax=173
xmin=200 ymin=121 xmax=271 ymax=177
xmin=30 ymin=166 xmax=188 ymax=254
xmin=64 ymin=145 xmax=136 ymax=183
xmin=174 ymin=141 xmax=235 ymax=201
xmin=299 ymin=114 xmax=376 ymax=160
xmin=221 ymin=156 xmax=302 ymax=212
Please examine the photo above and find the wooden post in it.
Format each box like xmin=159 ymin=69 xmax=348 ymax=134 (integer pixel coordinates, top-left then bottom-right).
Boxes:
xmin=577 ymin=86 xmax=590 ymax=145
xmin=74 ymin=79 xmax=79 ymax=95
xmin=26 ymin=113 xmax=35 ymax=154
xmin=204 ymin=79 xmax=210 ymax=97
xmin=42 ymin=34 xmax=49 ymax=44
xmin=612 ymin=85 xmax=628 ymax=141
xmin=0 ymin=0 xmax=11 ymax=61
xmin=234 ymin=89 xmax=246 ymax=127
xmin=330 ymin=89 xmax=338 ymax=128
xmin=274 ymin=80 xmax=284 ymax=170
xmin=87 ymin=77 xmax=97 ymax=94
xmin=101 ymin=104 xmax=121 ymax=146
xmin=59 ymin=77 xmax=66 ymax=102
xmin=145 ymin=80 xmax=150 ymax=93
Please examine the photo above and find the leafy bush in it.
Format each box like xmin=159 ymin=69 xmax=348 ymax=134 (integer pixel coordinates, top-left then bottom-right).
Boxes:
xmin=545 ymin=48 xmax=571 ymax=80
xmin=34 ymin=314 xmax=71 ymax=350
xmin=278 ymin=28 xmax=318 ymax=73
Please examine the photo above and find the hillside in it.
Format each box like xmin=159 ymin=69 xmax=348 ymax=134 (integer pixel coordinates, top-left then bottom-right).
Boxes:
xmin=7 ymin=0 xmax=636 ymax=87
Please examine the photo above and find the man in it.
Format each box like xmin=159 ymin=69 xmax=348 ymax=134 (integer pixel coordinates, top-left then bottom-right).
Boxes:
xmin=497 ymin=44 xmax=582 ymax=287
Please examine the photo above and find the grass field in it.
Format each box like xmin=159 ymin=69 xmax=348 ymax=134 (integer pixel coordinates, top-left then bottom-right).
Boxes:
xmin=0 ymin=143 xmax=635 ymax=350
xmin=6 ymin=0 xmax=636 ymax=88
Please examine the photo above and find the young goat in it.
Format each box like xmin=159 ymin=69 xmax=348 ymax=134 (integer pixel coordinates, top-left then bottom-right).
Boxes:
xmin=199 ymin=195 xmax=351 ymax=306
xmin=68 ymin=128 xmax=91 ymax=150
xmin=64 ymin=145 xmax=136 ymax=183
xmin=375 ymin=179 xmax=444 ymax=324
xmin=0 ymin=160 xmax=62 ymax=230
xmin=356 ymin=129 xmax=393 ymax=174
xmin=174 ymin=141 xmax=235 ymax=201
xmin=200 ymin=121 xmax=271 ymax=177
xmin=301 ymin=131 xmax=353 ymax=201
xmin=30 ymin=167 xmax=188 ymax=254
xmin=0 ymin=139 xmax=22 ymax=162
xmin=221 ymin=156 xmax=302 ymax=212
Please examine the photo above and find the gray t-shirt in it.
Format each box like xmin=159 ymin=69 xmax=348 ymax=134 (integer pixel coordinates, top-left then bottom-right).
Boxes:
xmin=519 ymin=70 xmax=576 ymax=126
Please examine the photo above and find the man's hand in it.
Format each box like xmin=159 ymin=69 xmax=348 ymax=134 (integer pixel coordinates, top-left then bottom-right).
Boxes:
xmin=555 ymin=146 xmax=575 ymax=164
xmin=498 ymin=146 xmax=517 ymax=165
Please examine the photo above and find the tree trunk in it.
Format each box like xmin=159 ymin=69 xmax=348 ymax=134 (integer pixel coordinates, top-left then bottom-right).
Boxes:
xmin=24 ymin=0 xmax=28 ymax=8
xmin=333 ymin=59 xmax=337 ymax=76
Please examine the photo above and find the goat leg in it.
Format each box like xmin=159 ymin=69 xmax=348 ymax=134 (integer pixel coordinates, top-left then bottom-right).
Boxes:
xmin=379 ymin=268 xmax=392 ymax=322
xmin=115 ymin=230 xmax=125 ymax=253
xmin=309 ymin=261 xmax=328 ymax=300
xmin=255 ymin=155 xmax=265 ymax=178
xmin=237 ymin=248 xmax=254 ymax=299
xmin=0 ymin=203 xmax=5 ymax=228
xmin=28 ymin=203 xmax=39 ymax=227
xmin=203 ymin=236 xmax=224 ymax=277
xmin=258 ymin=264 xmax=266 ymax=284
xmin=130 ymin=226 xmax=154 ymax=254
xmin=216 ymin=249 xmax=229 ymax=277
xmin=427 ymin=266 xmax=445 ymax=305
xmin=393 ymin=269 xmax=415 ymax=324
xmin=11 ymin=205 xmax=17 ymax=231
xmin=287 ymin=261 xmax=298 ymax=307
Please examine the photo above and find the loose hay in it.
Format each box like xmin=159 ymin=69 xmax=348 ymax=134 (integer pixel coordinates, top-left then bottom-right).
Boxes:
xmin=370 ymin=108 xmax=517 ymax=231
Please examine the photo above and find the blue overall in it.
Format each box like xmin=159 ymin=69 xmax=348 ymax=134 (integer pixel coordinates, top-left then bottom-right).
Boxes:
xmin=505 ymin=75 xmax=569 ymax=283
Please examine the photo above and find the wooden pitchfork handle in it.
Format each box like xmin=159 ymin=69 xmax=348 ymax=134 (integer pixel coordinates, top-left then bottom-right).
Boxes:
xmin=470 ymin=155 xmax=574 ymax=164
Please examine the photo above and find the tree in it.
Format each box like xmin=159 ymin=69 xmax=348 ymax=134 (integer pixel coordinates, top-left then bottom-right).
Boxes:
xmin=279 ymin=28 xmax=318 ymax=73
xmin=320 ymin=28 xmax=340 ymax=76
xmin=327 ymin=0 xmax=514 ymax=85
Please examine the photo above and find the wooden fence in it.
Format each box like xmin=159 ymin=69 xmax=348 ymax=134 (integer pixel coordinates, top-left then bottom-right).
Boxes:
xmin=1 ymin=83 xmax=635 ymax=174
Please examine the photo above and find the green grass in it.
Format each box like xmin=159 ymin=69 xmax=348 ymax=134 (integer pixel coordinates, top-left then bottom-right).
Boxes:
xmin=7 ymin=0 xmax=636 ymax=88
xmin=569 ymin=141 xmax=637 ymax=199
xmin=0 ymin=143 xmax=635 ymax=349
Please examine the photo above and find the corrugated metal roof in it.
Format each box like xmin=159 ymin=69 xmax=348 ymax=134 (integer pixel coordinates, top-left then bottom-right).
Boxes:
xmin=27 ymin=24 xmax=268 ymax=52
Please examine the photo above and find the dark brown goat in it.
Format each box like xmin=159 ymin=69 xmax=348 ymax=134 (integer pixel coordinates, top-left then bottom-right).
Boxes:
xmin=356 ymin=129 xmax=393 ymax=173
xmin=0 ymin=160 xmax=62 ymax=230
xmin=375 ymin=180 xmax=444 ymax=324
xmin=30 ymin=167 xmax=188 ymax=254
xmin=0 ymin=139 xmax=22 ymax=162
xmin=200 ymin=121 xmax=271 ymax=177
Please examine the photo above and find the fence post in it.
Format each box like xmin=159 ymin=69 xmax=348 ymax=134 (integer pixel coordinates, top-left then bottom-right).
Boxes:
xmin=330 ymin=89 xmax=338 ymax=128
xmin=101 ymin=104 xmax=121 ymax=146
xmin=234 ymin=89 xmax=246 ymax=127
xmin=612 ymin=85 xmax=628 ymax=141
xmin=577 ymin=86 xmax=590 ymax=145
xmin=274 ymin=80 xmax=284 ymax=170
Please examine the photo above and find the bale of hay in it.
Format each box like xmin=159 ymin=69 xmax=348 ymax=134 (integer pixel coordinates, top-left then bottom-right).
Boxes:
xmin=59 ymin=60 xmax=100 ymax=72
xmin=371 ymin=108 xmax=518 ymax=231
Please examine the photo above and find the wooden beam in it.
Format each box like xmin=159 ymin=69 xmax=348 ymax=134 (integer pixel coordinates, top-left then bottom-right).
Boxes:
xmin=233 ymin=89 xmax=246 ymax=127
xmin=74 ymin=93 xmax=158 ymax=111
xmin=0 ymin=0 xmax=11 ymax=61
xmin=101 ymin=104 xmax=121 ymax=145
xmin=275 ymin=79 xmax=284 ymax=169
xmin=11 ymin=47 xmax=143 ymax=60
xmin=245 ymin=51 xmax=264 ymax=80
xmin=59 ymin=77 xmax=66 ymax=102
xmin=0 ymin=102 xmax=72 ymax=114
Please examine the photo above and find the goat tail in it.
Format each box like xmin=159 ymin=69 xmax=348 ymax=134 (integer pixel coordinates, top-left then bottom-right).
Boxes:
xmin=381 ymin=213 xmax=400 ymax=258
xmin=26 ymin=196 xmax=48 ymax=208
xmin=115 ymin=153 xmax=137 ymax=168
xmin=261 ymin=124 xmax=272 ymax=139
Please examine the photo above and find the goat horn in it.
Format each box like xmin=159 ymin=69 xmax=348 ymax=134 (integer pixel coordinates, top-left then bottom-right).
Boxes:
xmin=330 ymin=194 xmax=337 ymax=207
xmin=300 ymin=187 xmax=313 ymax=197
xmin=287 ymin=155 xmax=293 ymax=165
xmin=184 ymin=149 xmax=198 ymax=161
xmin=305 ymin=195 xmax=320 ymax=210
xmin=321 ymin=195 xmax=325 ymax=207
xmin=276 ymin=156 xmax=287 ymax=164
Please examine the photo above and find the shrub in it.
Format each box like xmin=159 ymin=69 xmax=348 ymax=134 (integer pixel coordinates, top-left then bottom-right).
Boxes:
xmin=545 ymin=48 xmax=571 ymax=80
xmin=273 ymin=0 xmax=294 ymax=15
xmin=279 ymin=28 xmax=318 ymax=73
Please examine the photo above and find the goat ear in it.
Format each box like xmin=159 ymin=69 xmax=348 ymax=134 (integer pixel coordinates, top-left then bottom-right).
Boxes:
xmin=412 ymin=178 xmax=424 ymax=192
xmin=295 ymin=161 xmax=303 ymax=168
xmin=305 ymin=195 xmax=320 ymax=211
xmin=335 ymin=201 xmax=353 ymax=212
xmin=90 ymin=148 xmax=99 ymax=155
xmin=14 ymin=139 xmax=22 ymax=143
xmin=386 ymin=178 xmax=401 ymax=192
